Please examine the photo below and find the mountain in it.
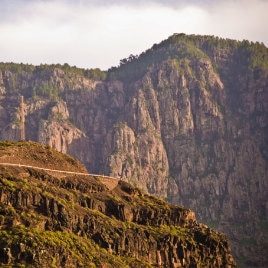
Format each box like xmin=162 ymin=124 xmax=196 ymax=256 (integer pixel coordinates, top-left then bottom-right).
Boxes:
xmin=0 ymin=33 xmax=267 ymax=267
xmin=0 ymin=141 xmax=236 ymax=267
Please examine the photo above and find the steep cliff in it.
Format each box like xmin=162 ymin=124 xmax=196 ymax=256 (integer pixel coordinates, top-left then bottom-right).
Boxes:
xmin=0 ymin=141 xmax=236 ymax=267
xmin=0 ymin=34 xmax=267 ymax=267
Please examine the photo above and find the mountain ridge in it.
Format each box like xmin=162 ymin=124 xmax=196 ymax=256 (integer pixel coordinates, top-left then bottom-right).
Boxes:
xmin=0 ymin=34 xmax=267 ymax=267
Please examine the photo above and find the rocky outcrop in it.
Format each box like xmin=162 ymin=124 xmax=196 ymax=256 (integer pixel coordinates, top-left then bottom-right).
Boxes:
xmin=0 ymin=141 xmax=236 ymax=267
xmin=0 ymin=34 xmax=267 ymax=266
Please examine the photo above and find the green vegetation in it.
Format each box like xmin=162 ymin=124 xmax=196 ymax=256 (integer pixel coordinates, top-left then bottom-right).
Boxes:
xmin=32 ymin=82 xmax=60 ymax=100
xmin=0 ymin=226 xmax=131 ymax=268
xmin=113 ymin=121 xmax=128 ymax=129
xmin=0 ymin=140 xmax=26 ymax=148
xmin=107 ymin=33 xmax=268 ymax=83
xmin=148 ymin=224 xmax=189 ymax=239
xmin=34 ymin=63 xmax=107 ymax=81
xmin=0 ymin=62 xmax=107 ymax=101
xmin=0 ymin=62 xmax=35 ymax=73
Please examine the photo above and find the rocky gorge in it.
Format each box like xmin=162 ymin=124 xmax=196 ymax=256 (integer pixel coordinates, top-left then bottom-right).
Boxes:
xmin=0 ymin=34 xmax=267 ymax=267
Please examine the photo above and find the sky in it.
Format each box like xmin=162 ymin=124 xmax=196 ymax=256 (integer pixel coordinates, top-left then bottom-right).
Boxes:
xmin=0 ymin=0 xmax=267 ymax=70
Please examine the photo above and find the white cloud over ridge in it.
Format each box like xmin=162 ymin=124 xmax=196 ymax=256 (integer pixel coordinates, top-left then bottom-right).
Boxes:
xmin=0 ymin=0 xmax=267 ymax=70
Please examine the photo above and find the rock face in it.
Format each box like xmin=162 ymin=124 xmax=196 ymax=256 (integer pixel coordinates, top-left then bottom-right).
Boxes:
xmin=0 ymin=141 xmax=236 ymax=267
xmin=0 ymin=34 xmax=267 ymax=266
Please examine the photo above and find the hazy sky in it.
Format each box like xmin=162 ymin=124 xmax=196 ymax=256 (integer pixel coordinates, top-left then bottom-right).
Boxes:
xmin=0 ymin=0 xmax=267 ymax=70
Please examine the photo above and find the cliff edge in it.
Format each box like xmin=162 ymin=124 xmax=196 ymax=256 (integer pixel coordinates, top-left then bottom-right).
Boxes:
xmin=0 ymin=141 xmax=236 ymax=267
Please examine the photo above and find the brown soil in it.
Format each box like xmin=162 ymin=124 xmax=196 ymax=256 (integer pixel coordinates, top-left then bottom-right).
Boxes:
xmin=0 ymin=141 xmax=87 ymax=173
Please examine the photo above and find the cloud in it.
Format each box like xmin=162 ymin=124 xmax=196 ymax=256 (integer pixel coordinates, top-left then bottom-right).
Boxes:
xmin=202 ymin=0 xmax=268 ymax=43
xmin=0 ymin=0 xmax=267 ymax=70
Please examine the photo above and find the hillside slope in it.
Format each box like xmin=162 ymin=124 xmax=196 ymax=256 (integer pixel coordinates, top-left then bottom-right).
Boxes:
xmin=0 ymin=141 xmax=236 ymax=267
xmin=0 ymin=34 xmax=267 ymax=266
